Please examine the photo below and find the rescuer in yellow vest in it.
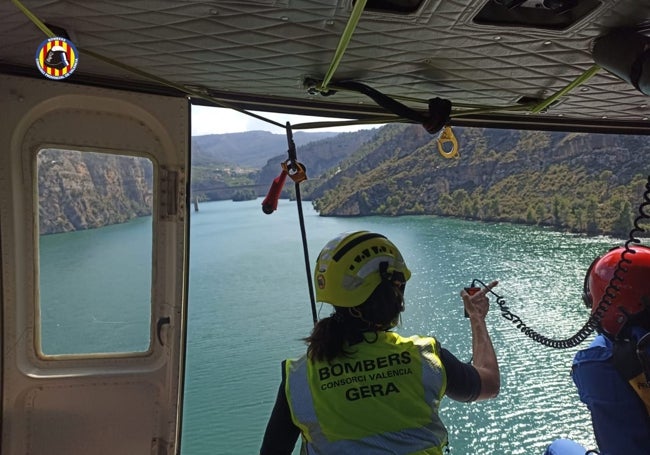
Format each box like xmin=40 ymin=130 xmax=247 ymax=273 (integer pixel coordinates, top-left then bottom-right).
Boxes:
xmin=260 ymin=231 xmax=500 ymax=455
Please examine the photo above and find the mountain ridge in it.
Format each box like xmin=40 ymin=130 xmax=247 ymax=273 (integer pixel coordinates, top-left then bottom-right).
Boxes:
xmin=37 ymin=124 xmax=650 ymax=237
xmin=307 ymin=124 xmax=650 ymax=237
xmin=192 ymin=130 xmax=339 ymax=168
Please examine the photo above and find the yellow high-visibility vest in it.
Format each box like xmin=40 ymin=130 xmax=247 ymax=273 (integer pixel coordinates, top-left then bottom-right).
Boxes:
xmin=285 ymin=332 xmax=448 ymax=455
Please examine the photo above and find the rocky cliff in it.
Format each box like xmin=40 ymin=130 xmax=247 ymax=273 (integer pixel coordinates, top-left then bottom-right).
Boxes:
xmin=308 ymin=124 xmax=650 ymax=236
xmin=38 ymin=149 xmax=153 ymax=234
xmin=37 ymin=125 xmax=650 ymax=237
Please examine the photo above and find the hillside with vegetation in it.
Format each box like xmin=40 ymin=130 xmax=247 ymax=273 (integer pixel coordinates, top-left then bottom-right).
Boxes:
xmin=192 ymin=130 xmax=338 ymax=168
xmin=255 ymin=129 xmax=379 ymax=189
xmin=37 ymin=124 xmax=650 ymax=237
xmin=36 ymin=130 xmax=368 ymax=234
xmin=190 ymin=129 xmax=377 ymax=201
xmin=307 ymin=124 xmax=650 ymax=237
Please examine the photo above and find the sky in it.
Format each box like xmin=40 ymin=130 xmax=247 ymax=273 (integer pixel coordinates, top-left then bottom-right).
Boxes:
xmin=191 ymin=105 xmax=379 ymax=136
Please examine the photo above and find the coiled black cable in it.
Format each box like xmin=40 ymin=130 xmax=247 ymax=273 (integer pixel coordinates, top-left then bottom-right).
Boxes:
xmin=474 ymin=175 xmax=650 ymax=349
xmin=471 ymin=278 xmax=594 ymax=349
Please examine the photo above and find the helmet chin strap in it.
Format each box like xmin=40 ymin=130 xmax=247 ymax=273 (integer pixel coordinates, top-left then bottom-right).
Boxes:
xmin=348 ymin=307 xmax=385 ymax=330
xmin=379 ymin=261 xmax=406 ymax=288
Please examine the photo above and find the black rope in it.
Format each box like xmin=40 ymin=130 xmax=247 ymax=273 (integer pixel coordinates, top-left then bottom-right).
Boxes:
xmin=285 ymin=123 xmax=318 ymax=325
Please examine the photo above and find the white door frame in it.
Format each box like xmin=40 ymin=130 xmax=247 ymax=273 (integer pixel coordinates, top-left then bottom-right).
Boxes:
xmin=0 ymin=74 xmax=189 ymax=455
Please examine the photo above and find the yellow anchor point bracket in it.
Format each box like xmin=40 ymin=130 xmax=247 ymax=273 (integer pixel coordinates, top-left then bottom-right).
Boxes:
xmin=437 ymin=125 xmax=459 ymax=159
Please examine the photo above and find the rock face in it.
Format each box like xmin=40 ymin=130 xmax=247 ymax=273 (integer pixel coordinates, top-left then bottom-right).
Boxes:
xmin=36 ymin=125 xmax=650 ymax=236
xmin=307 ymin=125 xmax=650 ymax=236
xmin=38 ymin=149 xmax=153 ymax=234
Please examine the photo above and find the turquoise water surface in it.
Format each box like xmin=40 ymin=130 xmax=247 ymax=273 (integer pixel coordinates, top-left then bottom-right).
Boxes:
xmin=40 ymin=198 xmax=621 ymax=454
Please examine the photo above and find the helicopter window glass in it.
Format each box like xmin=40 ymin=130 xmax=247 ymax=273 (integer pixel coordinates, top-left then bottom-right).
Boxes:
xmin=355 ymin=0 xmax=425 ymax=14
xmin=473 ymin=0 xmax=602 ymax=30
xmin=36 ymin=148 xmax=154 ymax=356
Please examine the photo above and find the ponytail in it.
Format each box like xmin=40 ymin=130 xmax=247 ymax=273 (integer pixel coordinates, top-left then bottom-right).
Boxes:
xmin=305 ymin=280 xmax=405 ymax=362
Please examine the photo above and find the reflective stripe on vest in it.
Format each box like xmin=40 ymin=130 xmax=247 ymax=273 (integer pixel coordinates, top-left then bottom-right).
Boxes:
xmin=630 ymin=332 xmax=650 ymax=416
xmin=285 ymin=332 xmax=448 ymax=455
xmin=628 ymin=373 xmax=650 ymax=415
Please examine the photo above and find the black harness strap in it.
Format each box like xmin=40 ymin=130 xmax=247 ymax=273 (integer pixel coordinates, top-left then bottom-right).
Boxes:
xmin=325 ymin=80 xmax=452 ymax=134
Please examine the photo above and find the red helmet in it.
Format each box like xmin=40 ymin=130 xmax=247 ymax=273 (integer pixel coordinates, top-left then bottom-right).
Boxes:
xmin=583 ymin=245 xmax=650 ymax=337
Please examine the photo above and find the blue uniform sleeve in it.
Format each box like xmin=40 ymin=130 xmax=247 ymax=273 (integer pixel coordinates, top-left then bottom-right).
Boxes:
xmin=260 ymin=361 xmax=301 ymax=455
xmin=571 ymin=335 xmax=650 ymax=454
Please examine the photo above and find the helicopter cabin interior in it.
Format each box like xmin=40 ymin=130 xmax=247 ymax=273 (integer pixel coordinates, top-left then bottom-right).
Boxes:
xmin=1 ymin=0 xmax=650 ymax=454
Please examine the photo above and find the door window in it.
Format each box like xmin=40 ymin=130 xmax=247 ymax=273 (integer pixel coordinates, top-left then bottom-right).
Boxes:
xmin=37 ymin=148 xmax=154 ymax=355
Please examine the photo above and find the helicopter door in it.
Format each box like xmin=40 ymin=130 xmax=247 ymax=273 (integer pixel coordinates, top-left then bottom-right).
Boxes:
xmin=0 ymin=74 xmax=189 ymax=455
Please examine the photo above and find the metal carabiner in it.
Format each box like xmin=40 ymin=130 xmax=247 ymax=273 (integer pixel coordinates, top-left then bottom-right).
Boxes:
xmin=281 ymin=159 xmax=307 ymax=183
xmin=437 ymin=125 xmax=459 ymax=159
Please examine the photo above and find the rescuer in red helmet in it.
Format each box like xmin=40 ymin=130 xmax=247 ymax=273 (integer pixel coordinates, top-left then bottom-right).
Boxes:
xmin=554 ymin=246 xmax=650 ymax=455
xmin=545 ymin=245 xmax=650 ymax=455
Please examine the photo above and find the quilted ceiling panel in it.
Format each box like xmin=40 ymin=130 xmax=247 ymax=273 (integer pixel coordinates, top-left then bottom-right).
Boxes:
xmin=2 ymin=0 xmax=650 ymax=132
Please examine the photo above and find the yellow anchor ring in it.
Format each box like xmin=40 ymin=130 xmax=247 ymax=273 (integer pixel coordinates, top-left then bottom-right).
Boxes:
xmin=437 ymin=125 xmax=459 ymax=159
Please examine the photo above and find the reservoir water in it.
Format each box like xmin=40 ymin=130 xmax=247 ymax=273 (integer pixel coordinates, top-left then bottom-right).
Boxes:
xmin=40 ymin=198 xmax=621 ymax=454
